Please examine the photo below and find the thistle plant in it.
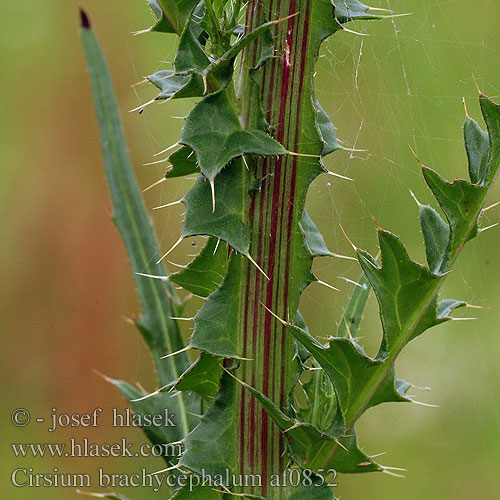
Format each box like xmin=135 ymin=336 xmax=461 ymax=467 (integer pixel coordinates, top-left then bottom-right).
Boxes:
xmin=80 ymin=1 xmax=500 ymax=499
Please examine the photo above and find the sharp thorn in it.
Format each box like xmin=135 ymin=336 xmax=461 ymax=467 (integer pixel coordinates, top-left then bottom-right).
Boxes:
xmin=287 ymin=150 xmax=321 ymax=158
xmin=247 ymin=254 xmax=270 ymax=280
xmin=161 ymin=345 xmax=192 ymax=359
xmin=331 ymin=252 xmax=358 ymax=262
xmin=479 ymin=222 xmax=499 ymax=233
xmin=338 ymin=276 xmax=363 ymax=287
xmin=154 ymin=142 xmax=179 ymax=157
xmin=482 ymin=200 xmax=500 ymax=213
xmin=92 ymin=369 xmax=114 ymax=384
xmin=472 ymin=74 xmax=483 ymax=95
xmin=462 ymin=97 xmax=469 ymax=118
xmin=371 ymin=215 xmax=382 ymax=230
xmin=382 ymin=469 xmax=406 ymax=479
xmin=339 ymin=225 xmax=358 ymax=252
xmin=210 ymin=178 xmax=216 ymax=212
xmin=260 ymin=301 xmax=289 ymax=327
xmin=316 ymin=279 xmax=340 ymax=292
xmin=408 ymin=145 xmax=425 ymax=168
xmin=151 ymin=464 xmax=181 ymax=476
xmin=129 ymin=98 xmax=156 ymax=113
xmin=130 ymin=386 xmax=167 ymax=402
xmin=409 ymin=189 xmax=422 ymax=207
xmin=337 ymin=21 xmax=369 ymax=37
xmin=135 ymin=272 xmax=169 ymax=282
xmin=153 ymin=199 xmax=183 ymax=210
xmin=326 ymin=170 xmax=354 ymax=181
xmin=157 ymin=236 xmax=184 ymax=263
xmin=411 ymin=399 xmax=439 ymax=408
xmin=143 ymin=176 xmax=166 ymax=192
xmin=465 ymin=303 xmax=490 ymax=310
xmin=143 ymin=157 xmax=169 ymax=166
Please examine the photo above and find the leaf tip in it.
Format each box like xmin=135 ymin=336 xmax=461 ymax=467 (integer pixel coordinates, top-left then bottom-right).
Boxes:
xmin=79 ymin=8 xmax=91 ymax=29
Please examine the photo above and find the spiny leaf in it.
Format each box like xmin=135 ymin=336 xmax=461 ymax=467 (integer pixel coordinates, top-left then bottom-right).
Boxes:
xmin=334 ymin=0 xmax=381 ymax=24
xmin=157 ymin=0 xmax=199 ymax=34
xmin=358 ymin=230 xmax=441 ymax=355
xmin=174 ymin=18 xmax=212 ymax=74
xmin=80 ymin=15 xmax=194 ymax=436
xmin=190 ymin=253 xmax=242 ymax=358
xmin=313 ymin=96 xmax=342 ymax=156
xmin=300 ymin=210 xmax=336 ymax=257
xmin=180 ymin=372 xmax=237 ymax=480
xmin=236 ymin=374 xmax=379 ymax=473
xmin=166 ymin=146 xmax=199 ymax=179
xmin=464 ymin=115 xmax=489 ymax=185
xmin=176 ymin=353 xmax=223 ymax=398
xmin=170 ymin=237 xmax=228 ymax=297
xmin=148 ymin=70 xmax=204 ymax=100
xmin=180 ymin=91 xmax=287 ymax=181
xmin=422 ymin=168 xmax=485 ymax=271
xmin=337 ymin=273 xmax=370 ymax=339
xmin=419 ymin=204 xmax=450 ymax=274
xmin=146 ymin=0 xmax=176 ymax=33
xmin=289 ymin=327 xmax=408 ymax=428
xmin=480 ymin=94 xmax=500 ymax=182
xmin=182 ymin=159 xmax=251 ymax=255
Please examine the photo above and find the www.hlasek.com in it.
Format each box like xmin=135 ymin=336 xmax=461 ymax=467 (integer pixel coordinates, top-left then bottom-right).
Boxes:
xmin=12 ymin=468 xmax=338 ymax=492
xmin=11 ymin=439 xmax=183 ymax=459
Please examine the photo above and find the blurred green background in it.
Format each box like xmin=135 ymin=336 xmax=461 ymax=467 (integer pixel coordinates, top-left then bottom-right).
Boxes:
xmin=1 ymin=1 xmax=499 ymax=498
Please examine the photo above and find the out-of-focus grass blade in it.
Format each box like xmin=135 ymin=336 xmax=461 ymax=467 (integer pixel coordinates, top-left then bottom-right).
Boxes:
xmin=79 ymin=9 xmax=193 ymax=435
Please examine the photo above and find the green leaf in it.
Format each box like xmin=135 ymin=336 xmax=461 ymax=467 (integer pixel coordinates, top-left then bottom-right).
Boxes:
xmin=358 ymin=230 xmax=441 ymax=354
xmin=180 ymin=372 xmax=237 ymax=480
xmin=313 ymin=96 xmax=342 ymax=156
xmin=300 ymin=210 xmax=335 ymax=257
xmin=170 ymin=237 xmax=228 ymax=297
xmin=166 ymin=146 xmax=199 ymax=179
xmin=236 ymin=374 xmax=379 ymax=473
xmin=80 ymin=14 xmax=194 ymax=436
xmin=148 ymin=70 xmax=204 ymax=100
xmin=157 ymin=0 xmax=199 ymax=34
xmin=422 ymin=168 xmax=485 ymax=271
xmin=146 ymin=0 xmax=176 ymax=33
xmin=182 ymin=160 xmax=251 ymax=255
xmin=480 ymin=94 xmax=500 ymax=183
xmin=176 ymin=353 xmax=223 ymax=398
xmin=419 ymin=204 xmax=450 ymax=274
xmin=190 ymin=253 xmax=242 ymax=358
xmin=464 ymin=115 xmax=489 ymax=185
xmin=289 ymin=327 xmax=408 ymax=428
xmin=180 ymin=91 xmax=287 ymax=181
xmin=337 ymin=273 xmax=370 ymax=339
xmin=174 ymin=19 xmax=212 ymax=75
xmin=334 ymin=1 xmax=380 ymax=24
